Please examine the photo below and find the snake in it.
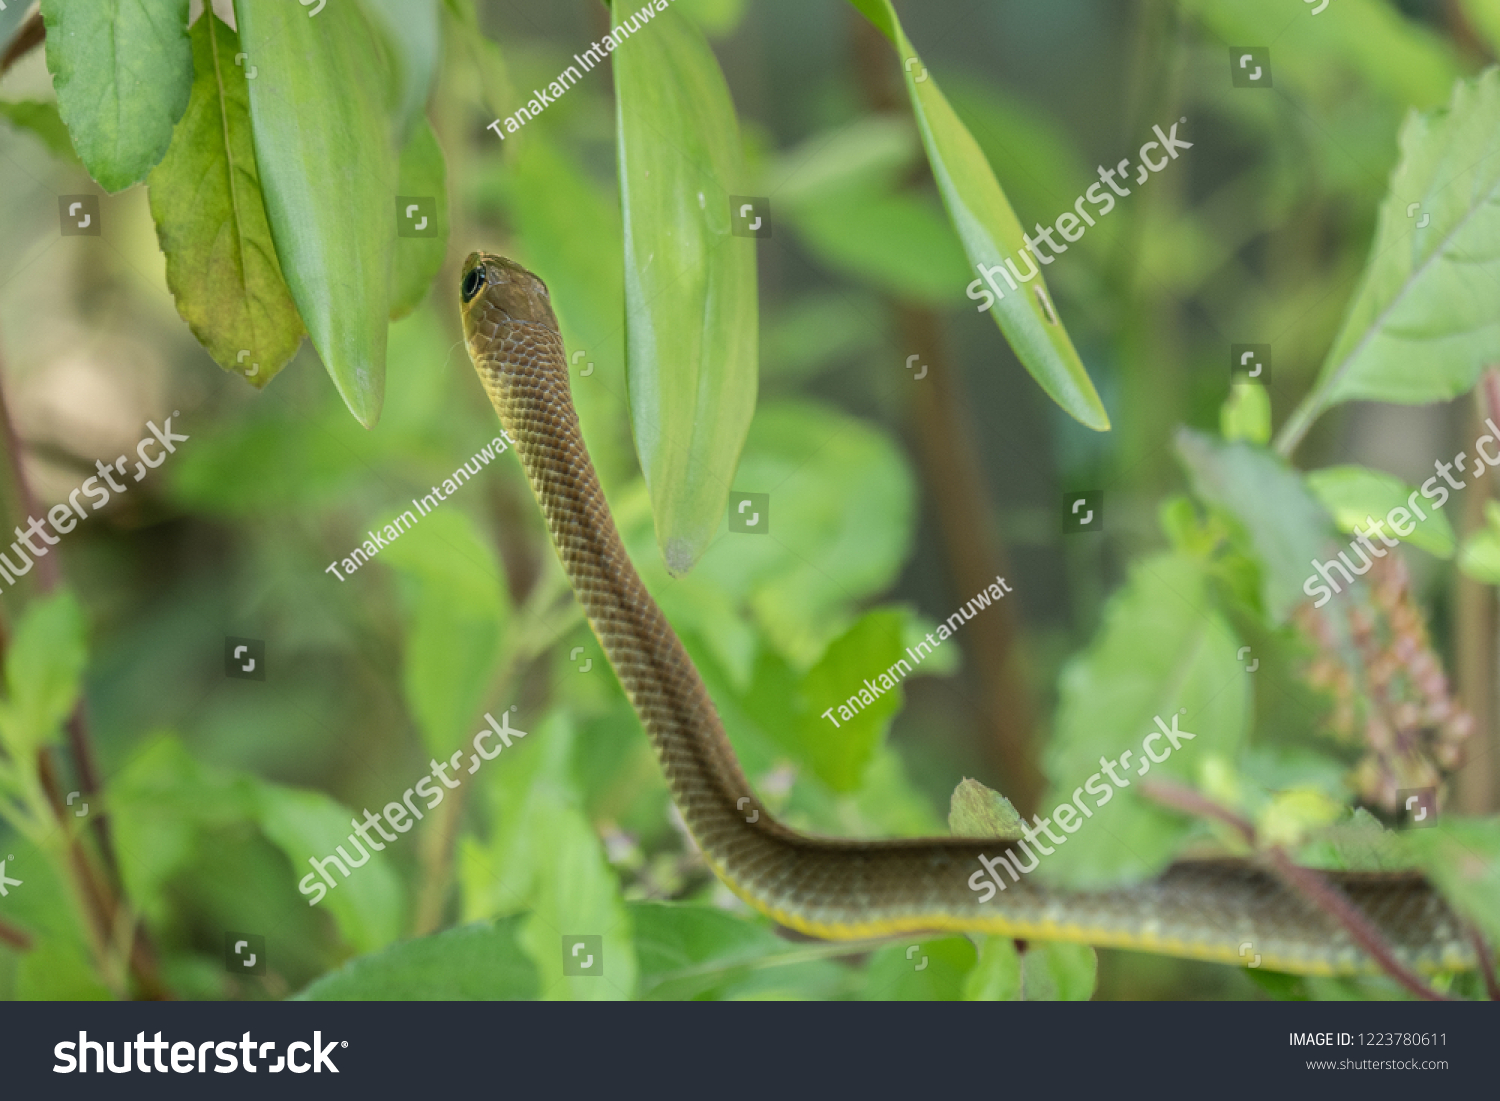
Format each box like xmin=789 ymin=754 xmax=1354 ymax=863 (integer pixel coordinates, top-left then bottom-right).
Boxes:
xmin=459 ymin=251 xmax=1476 ymax=980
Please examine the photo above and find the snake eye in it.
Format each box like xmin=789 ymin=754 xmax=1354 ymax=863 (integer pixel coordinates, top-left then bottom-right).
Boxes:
xmin=461 ymin=265 xmax=486 ymax=304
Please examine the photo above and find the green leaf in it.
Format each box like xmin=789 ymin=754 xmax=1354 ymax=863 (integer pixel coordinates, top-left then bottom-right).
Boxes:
xmin=789 ymin=187 xmax=971 ymax=305
xmin=1305 ymin=464 xmax=1455 ymax=558
xmin=389 ymin=117 xmax=448 ymax=320
xmin=1177 ymin=0 xmax=1457 ymax=112
xmin=147 ymin=12 xmax=304 ymax=388
xmin=235 ymin=0 xmax=396 ymax=426
xmin=1220 ymin=382 xmax=1271 ymax=446
xmin=948 ymin=777 xmax=1025 ymax=840
xmin=1021 ymin=942 xmax=1097 ymax=1000
xmin=1459 ymin=501 xmax=1500 ymax=583
xmin=1 ymin=590 xmax=86 ymax=761
xmin=687 ymin=400 xmax=916 ymax=664
xmin=862 ymin=936 xmax=976 ymax=1000
xmin=511 ymin=714 xmax=637 ymax=1000
xmin=963 ymin=935 xmax=1021 ymax=1000
xmin=1397 ymin=817 xmax=1500 ymax=947
xmin=632 ymin=902 xmax=842 ymax=1000
xmin=847 ymin=0 xmax=1108 ymax=432
xmin=0 ymin=100 xmax=83 ymax=165
xmin=39 ymin=0 xmax=192 ymax=191
xmin=1460 ymin=0 xmax=1500 ymax=58
xmin=361 ymin=0 xmax=439 ymax=142
xmin=1279 ymin=69 xmax=1500 ymax=453
xmin=613 ymin=0 xmax=757 ymax=574
xmin=295 ymin=915 xmax=538 ymax=999
xmin=1176 ymin=428 xmax=1334 ymax=623
xmin=379 ymin=509 xmax=510 ymax=755
xmin=253 ymin=784 xmax=405 ymax=955
xmin=787 ymin=609 xmax=907 ymax=792
xmin=1041 ymin=553 xmax=1250 ymax=886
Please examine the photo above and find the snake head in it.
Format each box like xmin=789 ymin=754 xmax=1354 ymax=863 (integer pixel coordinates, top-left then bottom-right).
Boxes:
xmin=459 ymin=252 xmax=562 ymax=371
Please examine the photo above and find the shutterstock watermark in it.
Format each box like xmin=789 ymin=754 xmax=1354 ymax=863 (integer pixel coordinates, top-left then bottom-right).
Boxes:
xmin=965 ymin=119 xmax=1192 ymax=313
xmin=821 ymin=576 xmax=1011 ymax=728
xmin=0 ymin=416 xmax=187 ymax=592
xmin=967 ymin=712 xmax=1196 ymax=900
xmin=298 ymin=710 xmax=527 ymax=905
xmin=1303 ymin=419 xmax=1500 ymax=608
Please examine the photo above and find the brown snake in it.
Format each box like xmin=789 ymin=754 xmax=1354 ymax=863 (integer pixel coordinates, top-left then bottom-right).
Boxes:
xmin=459 ymin=251 xmax=1475 ymax=979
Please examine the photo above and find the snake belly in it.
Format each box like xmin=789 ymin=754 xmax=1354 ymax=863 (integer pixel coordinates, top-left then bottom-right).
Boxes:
xmin=458 ymin=251 xmax=1474 ymax=978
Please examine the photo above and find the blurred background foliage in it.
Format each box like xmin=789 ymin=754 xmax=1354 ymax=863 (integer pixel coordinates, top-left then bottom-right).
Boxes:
xmin=0 ymin=0 xmax=1496 ymax=1002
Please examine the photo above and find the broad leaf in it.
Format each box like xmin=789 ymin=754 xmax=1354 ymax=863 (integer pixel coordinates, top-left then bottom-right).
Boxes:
xmin=379 ymin=509 xmax=510 ymax=755
xmin=963 ymin=935 xmax=1022 ymax=1001
xmin=254 ymin=784 xmax=405 ymax=956
xmin=0 ymin=589 xmax=86 ymax=762
xmin=1279 ymin=69 xmax=1500 ymax=453
xmin=1041 ymin=554 xmax=1250 ymax=886
xmin=39 ymin=0 xmax=192 ymax=191
xmin=1020 ymin=942 xmax=1097 ymax=1000
xmin=1459 ymin=501 xmax=1500 ymax=583
xmin=1176 ymin=429 xmax=1334 ymax=623
xmin=613 ymin=0 xmax=757 ymax=574
xmin=847 ymin=0 xmax=1108 ymax=431
xmin=948 ymin=776 xmax=1025 ymax=840
xmin=632 ymin=902 xmax=845 ymax=1000
xmin=148 ymin=12 xmax=304 ymax=387
xmin=1305 ymin=464 xmax=1455 ymax=558
xmin=296 ymin=915 xmax=538 ymax=999
xmin=861 ymin=936 xmax=976 ymax=1000
xmin=0 ymin=100 xmax=82 ymax=165
xmin=1397 ymin=817 xmax=1500 ymax=946
xmin=234 ymin=0 xmax=397 ymax=426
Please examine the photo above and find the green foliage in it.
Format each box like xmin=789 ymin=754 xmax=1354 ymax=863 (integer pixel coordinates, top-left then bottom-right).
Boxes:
xmin=948 ymin=777 xmax=1025 ymax=840
xmin=1176 ymin=430 xmax=1333 ymax=623
xmin=382 ymin=509 xmax=510 ymax=755
xmin=297 ymin=916 xmax=538 ymax=1000
xmin=1042 ymin=553 xmax=1249 ymax=886
xmin=1305 ymin=465 xmax=1455 ymax=558
xmin=1281 ymin=69 xmax=1500 ymax=450
xmin=1459 ymin=501 xmax=1500 ymax=583
xmin=390 ymin=119 xmax=449 ymax=320
xmin=847 ymin=0 xmax=1109 ymax=432
xmin=1021 ymin=942 xmax=1098 ymax=1001
xmin=39 ymin=0 xmax=192 ymax=191
xmin=234 ymin=0 xmax=399 ymax=426
xmin=148 ymin=12 xmax=304 ymax=386
xmin=0 ymin=590 xmax=86 ymax=764
xmin=0 ymin=100 xmax=80 ymax=165
xmin=1220 ymin=383 xmax=1271 ymax=446
xmin=612 ymin=0 xmax=757 ymax=575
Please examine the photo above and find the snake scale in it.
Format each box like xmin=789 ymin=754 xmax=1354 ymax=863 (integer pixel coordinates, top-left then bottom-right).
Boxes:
xmin=459 ymin=251 xmax=1474 ymax=978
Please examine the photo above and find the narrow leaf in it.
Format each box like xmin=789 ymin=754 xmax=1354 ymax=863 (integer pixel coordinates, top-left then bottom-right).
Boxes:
xmin=362 ymin=0 xmax=440 ymax=142
xmin=147 ymin=12 xmax=304 ymax=387
xmin=1 ymin=589 xmax=86 ymax=761
xmin=39 ymin=0 xmax=192 ymax=191
xmin=613 ymin=0 xmax=757 ymax=574
xmin=847 ymin=0 xmax=1108 ymax=431
xmin=1280 ymin=69 xmax=1500 ymax=453
xmin=389 ymin=118 xmax=448 ymax=320
xmin=234 ymin=0 xmax=396 ymax=426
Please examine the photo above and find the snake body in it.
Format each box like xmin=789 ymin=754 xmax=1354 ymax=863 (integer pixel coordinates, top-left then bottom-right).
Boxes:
xmin=459 ymin=252 xmax=1474 ymax=977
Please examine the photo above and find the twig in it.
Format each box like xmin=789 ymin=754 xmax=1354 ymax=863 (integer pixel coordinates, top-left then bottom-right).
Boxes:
xmin=0 ymin=914 xmax=31 ymax=952
xmin=1468 ymin=925 xmax=1500 ymax=1002
xmin=1140 ymin=777 xmax=1455 ymax=1001
xmin=0 ymin=8 xmax=44 ymax=78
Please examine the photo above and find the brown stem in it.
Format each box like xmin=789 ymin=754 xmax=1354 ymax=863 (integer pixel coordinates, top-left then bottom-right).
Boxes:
xmin=411 ymin=784 xmax=466 ymax=937
xmin=1468 ymin=925 xmax=1500 ymax=1001
xmin=1141 ymin=778 xmax=1454 ymax=1000
xmin=850 ymin=12 xmax=1043 ymax=815
xmin=1456 ymin=370 xmax=1500 ymax=814
xmin=0 ymin=914 xmax=31 ymax=952
xmin=1265 ymin=848 xmax=1454 ymax=1002
xmin=0 ymin=9 xmax=43 ymax=78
